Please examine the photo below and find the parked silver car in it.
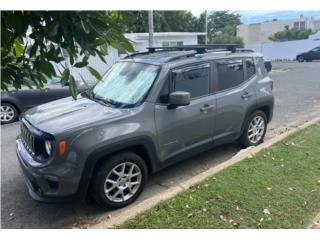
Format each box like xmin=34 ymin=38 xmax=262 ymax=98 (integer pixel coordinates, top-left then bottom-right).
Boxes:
xmin=16 ymin=45 xmax=274 ymax=209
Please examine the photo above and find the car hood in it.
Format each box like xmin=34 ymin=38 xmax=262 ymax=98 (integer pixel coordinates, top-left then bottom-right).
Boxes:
xmin=24 ymin=96 xmax=134 ymax=135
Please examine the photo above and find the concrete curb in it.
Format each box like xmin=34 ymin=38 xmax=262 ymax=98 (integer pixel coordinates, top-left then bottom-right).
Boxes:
xmin=90 ymin=116 xmax=320 ymax=229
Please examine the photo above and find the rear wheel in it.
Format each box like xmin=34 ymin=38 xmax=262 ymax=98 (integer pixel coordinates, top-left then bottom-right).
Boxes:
xmin=0 ymin=103 xmax=18 ymax=124
xmin=239 ymin=110 xmax=267 ymax=147
xmin=91 ymin=151 xmax=148 ymax=209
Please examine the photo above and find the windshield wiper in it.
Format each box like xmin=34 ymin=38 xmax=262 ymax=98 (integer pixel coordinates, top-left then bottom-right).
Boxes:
xmin=93 ymin=95 xmax=118 ymax=107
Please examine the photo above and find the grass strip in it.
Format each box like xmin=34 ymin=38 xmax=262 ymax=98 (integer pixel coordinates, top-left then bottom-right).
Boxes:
xmin=123 ymin=122 xmax=320 ymax=228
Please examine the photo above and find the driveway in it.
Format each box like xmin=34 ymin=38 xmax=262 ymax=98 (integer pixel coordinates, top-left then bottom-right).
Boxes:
xmin=1 ymin=61 xmax=320 ymax=228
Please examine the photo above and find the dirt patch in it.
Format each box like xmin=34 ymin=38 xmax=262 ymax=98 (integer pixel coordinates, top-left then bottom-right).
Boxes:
xmin=310 ymin=213 xmax=320 ymax=229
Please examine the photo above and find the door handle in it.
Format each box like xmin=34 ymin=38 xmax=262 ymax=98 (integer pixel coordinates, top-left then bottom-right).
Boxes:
xmin=200 ymin=104 xmax=215 ymax=112
xmin=241 ymin=92 xmax=253 ymax=99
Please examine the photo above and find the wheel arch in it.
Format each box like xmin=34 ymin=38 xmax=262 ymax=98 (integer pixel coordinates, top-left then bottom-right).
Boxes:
xmin=76 ymin=137 xmax=161 ymax=199
xmin=1 ymin=100 xmax=21 ymax=114
xmin=241 ymin=100 xmax=274 ymax=135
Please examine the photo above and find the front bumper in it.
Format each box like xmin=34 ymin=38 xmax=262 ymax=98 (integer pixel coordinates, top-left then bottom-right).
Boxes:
xmin=16 ymin=138 xmax=80 ymax=203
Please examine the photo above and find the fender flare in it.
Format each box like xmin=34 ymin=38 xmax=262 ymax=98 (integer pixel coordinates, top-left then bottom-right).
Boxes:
xmin=76 ymin=136 xmax=160 ymax=199
xmin=240 ymin=99 xmax=274 ymax=135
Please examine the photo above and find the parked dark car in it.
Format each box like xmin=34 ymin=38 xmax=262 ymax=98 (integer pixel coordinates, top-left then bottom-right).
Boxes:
xmin=1 ymin=77 xmax=94 ymax=124
xmin=296 ymin=46 xmax=320 ymax=62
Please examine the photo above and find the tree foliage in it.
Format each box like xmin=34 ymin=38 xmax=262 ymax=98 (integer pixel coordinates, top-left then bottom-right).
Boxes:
xmin=119 ymin=10 xmax=243 ymax=47
xmin=206 ymin=11 xmax=244 ymax=47
xmin=119 ymin=11 xmax=201 ymax=33
xmin=268 ymin=28 xmax=313 ymax=42
xmin=1 ymin=11 xmax=133 ymax=98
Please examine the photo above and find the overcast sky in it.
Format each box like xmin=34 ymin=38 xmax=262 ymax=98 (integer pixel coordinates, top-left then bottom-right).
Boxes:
xmin=191 ymin=10 xmax=320 ymax=24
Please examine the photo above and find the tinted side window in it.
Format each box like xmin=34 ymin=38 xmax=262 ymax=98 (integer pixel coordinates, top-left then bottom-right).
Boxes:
xmin=173 ymin=65 xmax=210 ymax=99
xmin=245 ymin=58 xmax=256 ymax=79
xmin=217 ymin=59 xmax=244 ymax=91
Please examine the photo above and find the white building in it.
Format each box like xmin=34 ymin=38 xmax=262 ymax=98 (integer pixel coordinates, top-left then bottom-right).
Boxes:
xmin=237 ymin=16 xmax=320 ymax=45
xmin=124 ymin=32 xmax=206 ymax=52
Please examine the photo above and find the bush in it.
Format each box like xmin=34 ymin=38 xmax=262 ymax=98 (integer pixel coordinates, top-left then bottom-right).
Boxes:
xmin=269 ymin=28 xmax=313 ymax=42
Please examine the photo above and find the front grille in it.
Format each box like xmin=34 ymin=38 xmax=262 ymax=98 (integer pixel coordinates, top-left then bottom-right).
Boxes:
xmin=21 ymin=123 xmax=36 ymax=155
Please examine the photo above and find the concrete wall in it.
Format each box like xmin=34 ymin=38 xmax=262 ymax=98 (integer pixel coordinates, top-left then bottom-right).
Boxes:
xmin=246 ymin=32 xmax=320 ymax=60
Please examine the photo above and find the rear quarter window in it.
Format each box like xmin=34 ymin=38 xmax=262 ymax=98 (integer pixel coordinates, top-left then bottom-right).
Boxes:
xmin=245 ymin=58 xmax=256 ymax=79
xmin=216 ymin=59 xmax=244 ymax=91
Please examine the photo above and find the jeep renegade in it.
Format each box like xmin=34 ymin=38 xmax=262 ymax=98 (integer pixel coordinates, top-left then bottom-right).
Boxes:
xmin=16 ymin=45 xmax=274 ymax=209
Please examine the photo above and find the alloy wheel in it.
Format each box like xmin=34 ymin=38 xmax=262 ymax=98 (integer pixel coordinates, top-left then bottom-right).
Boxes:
xmin=104 ymin=162 xmax=142 ymax=203
xmin=247 ymin=115 xmax=265 ymax=144
xmin=0 ymin=105 xmax=16 ymax=123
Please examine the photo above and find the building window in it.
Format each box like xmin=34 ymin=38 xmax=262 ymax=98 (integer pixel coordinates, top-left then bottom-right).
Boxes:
xmin=293 ymin=21 xmax=306 ymax=30
xmin=162 ymin=41 xmax=184 ymax=47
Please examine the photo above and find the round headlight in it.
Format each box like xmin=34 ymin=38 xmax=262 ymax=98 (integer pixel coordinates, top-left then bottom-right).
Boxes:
xmin=44 ymin=140 xmax=52 ymax=156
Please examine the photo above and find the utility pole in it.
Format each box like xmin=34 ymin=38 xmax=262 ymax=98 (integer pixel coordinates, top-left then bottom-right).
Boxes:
xmin=148 ymin=10 xmax=154 ymax=48
xmin=205 ymin=10 xmax=208 ymax=44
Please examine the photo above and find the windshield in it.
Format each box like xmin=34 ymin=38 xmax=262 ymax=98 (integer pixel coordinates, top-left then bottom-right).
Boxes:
xmin=92 ymin=62 xmax=160 ymax=106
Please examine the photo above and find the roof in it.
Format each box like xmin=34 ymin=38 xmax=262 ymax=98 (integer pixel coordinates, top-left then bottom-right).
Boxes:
xmin=123 ymin=51 xmax=196 ymax=65
xmin=121 ymin=50 xmax=263 ymax=66
xmin=124 ymin=32 xmax=206 ymax=42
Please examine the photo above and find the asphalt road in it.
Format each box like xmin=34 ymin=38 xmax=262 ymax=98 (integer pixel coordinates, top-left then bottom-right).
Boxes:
xmin=1 ymin=62 xmax=320 ymax=229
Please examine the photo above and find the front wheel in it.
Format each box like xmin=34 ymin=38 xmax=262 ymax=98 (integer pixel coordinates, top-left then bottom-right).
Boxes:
xmin=239 ymin=110 xmax=267 ymax=147
xmin=0 ymin=103 xmax=18 ymax=124
xmin=91 ymin=151 xmax=148 ymax=209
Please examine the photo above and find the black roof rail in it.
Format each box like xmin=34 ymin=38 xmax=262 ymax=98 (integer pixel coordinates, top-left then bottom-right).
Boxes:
xmin=123 ymin=49 xmax=197 ymax=61
xmin=236 ymin=48 xmax=254 ymax=53
xmin=147 ymin=44 xmax=238 ymax=54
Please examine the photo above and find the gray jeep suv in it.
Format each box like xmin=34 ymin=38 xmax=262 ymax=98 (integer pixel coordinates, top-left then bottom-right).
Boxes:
xmin=16 ymin=45 xmax=274 ymax=209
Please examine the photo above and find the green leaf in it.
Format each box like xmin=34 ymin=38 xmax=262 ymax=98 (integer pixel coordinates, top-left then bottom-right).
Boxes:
xmin=69 ymin=75 xmax=78 ymax=99
xmin=13 ymin=39 xmax=24 ymax=56
xmin=81 ymin=19 xmax=90 ymax=34
xmin=47 ymin=21 xmax=59 ymax=37
xmin=61 ymin=69 xmax=70 ymax=86
xmin=29 ymin=42 xmax=38 ymax=57
xmin=74 ymin=61 xmax=89 ymax=68
xmin=96 ymin=50 xmax=107 ymax=63
xmin=87 ymin=66 xmax=102 ymax=80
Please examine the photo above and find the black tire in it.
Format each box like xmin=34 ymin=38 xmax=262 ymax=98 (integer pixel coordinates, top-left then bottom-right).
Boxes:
xmin=239 ymin=110 xmax=267 ymax=147
xmin=1 ymin=102 xmax=18 ymax=124
xmin=91 ymin=151 xmax=148 ymax=209
xmin=297 ymin=56 xmax=305 ymax=62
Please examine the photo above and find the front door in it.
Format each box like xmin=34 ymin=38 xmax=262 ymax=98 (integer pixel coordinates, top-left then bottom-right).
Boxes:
xmin=155 ymin=63 xmax=216 ymax=162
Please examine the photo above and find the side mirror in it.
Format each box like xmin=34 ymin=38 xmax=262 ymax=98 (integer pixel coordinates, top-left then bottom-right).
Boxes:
xmin=168 ymin=91 xmax=191 ymax=108
xmin=264 ymin=61 xmax=272 ymax=72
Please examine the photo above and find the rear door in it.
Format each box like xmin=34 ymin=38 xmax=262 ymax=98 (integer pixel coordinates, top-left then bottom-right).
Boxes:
xmin=155 ymin=63 xmax=216 ymax=162
xmin=213 ymin=58 xmax=257 ymax=142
